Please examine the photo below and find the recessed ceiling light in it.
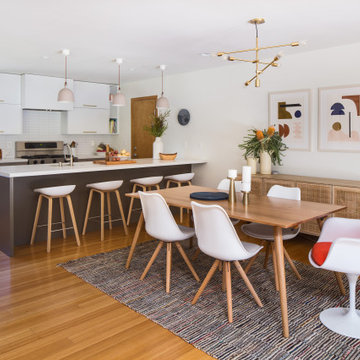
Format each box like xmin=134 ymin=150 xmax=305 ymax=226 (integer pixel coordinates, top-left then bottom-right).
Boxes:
xmin=42 ymin=55 xmax=49 ymax=60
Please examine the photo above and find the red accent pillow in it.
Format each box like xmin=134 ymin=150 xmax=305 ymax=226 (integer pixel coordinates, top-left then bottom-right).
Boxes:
xmin=311 ymin=242 xmax=332 ymax=266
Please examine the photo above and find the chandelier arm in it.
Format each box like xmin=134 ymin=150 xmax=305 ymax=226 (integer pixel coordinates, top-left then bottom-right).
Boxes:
xmin=231 ymin=57 xmax=276 ymax=66
xmin=245 ymin=57 xmax=278 ymax=86
xmin=220 ymin=42 xmax=298 ymax=56
xmin=256 ymin=43 xmax=298 ymax=51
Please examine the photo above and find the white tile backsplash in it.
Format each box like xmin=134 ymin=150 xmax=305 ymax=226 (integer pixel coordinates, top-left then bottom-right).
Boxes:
xmin=0 ymin=110 xmax=121 ymax=159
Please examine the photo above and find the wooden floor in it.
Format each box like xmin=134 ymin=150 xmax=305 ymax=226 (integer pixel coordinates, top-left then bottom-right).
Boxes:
xmin=0 ymin=215 xmax=315 ymax=360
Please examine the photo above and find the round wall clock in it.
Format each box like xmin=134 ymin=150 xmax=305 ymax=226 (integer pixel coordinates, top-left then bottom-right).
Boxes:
xmin=178 ymin=109 xmax=190 ymax=126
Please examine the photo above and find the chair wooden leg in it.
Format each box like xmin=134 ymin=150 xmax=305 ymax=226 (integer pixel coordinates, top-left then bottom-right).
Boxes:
xmin=192 ymin=259 xmax=220 ymax=305
xmin=82 ymin=189 xmax=93 ymax=235
xmin=106 ymin=192 xmax=112 ymax=230
xmin=225 ymin=261 xmax=233 ymax=323
xmin=175 ymin=242 xmax=200 ymax=282
xmin=100 ymin=192 xmax=105 ymax=241
xmin=283 ymin=247 xmax=301 ymax=280
xmin=140 ymin=241 xmax=164 ymax=280
xmin=115 ymin=190 xmax=128 ymax=236
xmin=335 ymin=272 xmax=346 ymax=296
xmin=46 ymin=197 xmax=53 ymax=253
xmin=66 ymin=195 xmax=81 ymax=247
xmin=263 ymin=242 xmax=270 ymax=269
xmin=126 ymin=212 xmax=144 ymax=269
xmin=222 ymin=261 xmax=226 ymax=292
xmin=126 ymin=184 xmax=137 ymax=225
xmin=271 ymin=243 xmax=279 ymax=291
xmin=191 ymin=247 xmax=201 ymax=261
xmin=30 ymin=195 xmax=43 ymax=245
xmin=166 ymin=242 xmax=172 ymax=293
xmin=234 ymin=260 xmax=263 ymax=307
xmin=244 ymin=252 xmax=260 ymax=274
xmin=59 ymin=197 xmax=67 ymax=239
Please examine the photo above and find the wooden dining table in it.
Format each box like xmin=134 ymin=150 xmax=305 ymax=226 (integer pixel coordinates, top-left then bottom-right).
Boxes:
xmin=125 ymin=185 xmax=346 ymax=338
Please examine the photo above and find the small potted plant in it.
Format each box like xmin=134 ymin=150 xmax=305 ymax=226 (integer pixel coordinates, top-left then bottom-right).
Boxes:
xmin=238 ymin=126 xmax=288 ymax=174
xmin=144 ymin=110 xmax=170 ymax=159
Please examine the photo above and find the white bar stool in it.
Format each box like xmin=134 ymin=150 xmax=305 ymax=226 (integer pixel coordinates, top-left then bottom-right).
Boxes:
xmin=165 ymin=172 xmax=194 ymax=222
xmin=30 ymin=185 xmax=80 ymax=253
xmin=126 ymin=176 xmax=163 ymax=225
xmin=82 ymin=180 xmax=128 ymax=241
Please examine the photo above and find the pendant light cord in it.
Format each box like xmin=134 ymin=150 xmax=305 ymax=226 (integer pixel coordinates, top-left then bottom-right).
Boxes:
xmin=161 ymin=70 xmax=164 ymax=96
xmin=118 ymin=63 xmax=121 ymax=91
xmin=64 ymin=55 xmax=68 ymax=87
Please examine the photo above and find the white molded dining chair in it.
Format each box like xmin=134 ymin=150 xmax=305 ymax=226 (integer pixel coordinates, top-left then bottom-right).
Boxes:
xmin=217 ymin=178 xmax=242 ymax=226
xmin=241 ymin=185 xmax=302 ymax=289
xmin=309 ymin=217 xmax=360 ymax=339
xmin=191 ymin=201 xmax=263 ymax=323
xmin=138 ymin=191 xmax=200 ymax=293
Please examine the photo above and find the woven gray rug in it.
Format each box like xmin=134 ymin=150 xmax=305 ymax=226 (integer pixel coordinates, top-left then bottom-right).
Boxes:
xmin=59 ymin=241 xmax=360 ymax=360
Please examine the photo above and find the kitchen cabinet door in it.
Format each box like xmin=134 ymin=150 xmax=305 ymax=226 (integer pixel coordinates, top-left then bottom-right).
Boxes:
xmin=0 ymin=74 xmax=21 ymax=105
xmin=74 ymin=81 xmax=110 ymax=109
xmin=21 ymin=74 xmax=74 ymax=111
xmin=0 ymin=104 xmax=22 ymax=134
xmin=62 ymin=107 xmax=110 ymax=134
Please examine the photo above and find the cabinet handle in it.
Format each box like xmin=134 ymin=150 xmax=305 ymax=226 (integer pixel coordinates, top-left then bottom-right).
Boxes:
xmin=83 ymin=131 xmax=97 ymax=134
xmin=83 ymin=104 xmax=97 ymax=108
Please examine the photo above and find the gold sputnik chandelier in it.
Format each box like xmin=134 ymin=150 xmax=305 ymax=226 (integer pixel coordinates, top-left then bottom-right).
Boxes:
xmin=217 ymin=18 xmax=304 ymax=87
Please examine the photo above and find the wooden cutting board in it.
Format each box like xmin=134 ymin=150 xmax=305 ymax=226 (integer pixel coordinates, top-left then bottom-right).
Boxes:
xmin=93 ymin=160 xmax=137 ymax=165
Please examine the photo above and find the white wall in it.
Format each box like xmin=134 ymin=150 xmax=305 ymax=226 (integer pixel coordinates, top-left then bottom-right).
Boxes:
xmin=118 ymin=42 xmax=360 ymax=186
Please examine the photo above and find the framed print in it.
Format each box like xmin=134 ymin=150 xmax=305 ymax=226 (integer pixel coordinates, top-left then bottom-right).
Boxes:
xmin=269 ymin=89 xmax=311 ymax=151
xmin=318 ymin=85 xmax=360 ymax=152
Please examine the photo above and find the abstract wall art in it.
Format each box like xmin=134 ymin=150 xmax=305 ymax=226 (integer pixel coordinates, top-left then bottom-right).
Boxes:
xmin=269 ymin=89 xmax=311 ymax=151
xmin=318 ymin=85 xmax=360 ymax=152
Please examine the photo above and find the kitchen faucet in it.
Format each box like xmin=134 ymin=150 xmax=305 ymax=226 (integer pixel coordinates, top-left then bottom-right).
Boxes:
xmin=64 ymin=143 xmax=74 ymax=166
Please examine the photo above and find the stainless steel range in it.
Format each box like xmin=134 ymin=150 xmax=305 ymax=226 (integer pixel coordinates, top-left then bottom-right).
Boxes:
xmin=15 ymin=141 xmax=65 ymax=165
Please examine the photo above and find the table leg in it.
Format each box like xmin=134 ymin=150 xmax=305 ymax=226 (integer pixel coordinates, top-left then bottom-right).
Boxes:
xmin=125 ymin=211 xmax=144 ymax=269
xmin=317 ymin=217 xmax=345 ymax=296
xmin=274 ymin=226 xmax=289 ymax=338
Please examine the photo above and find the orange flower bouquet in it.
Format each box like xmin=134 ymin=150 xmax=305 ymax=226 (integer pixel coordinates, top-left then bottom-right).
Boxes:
xmin=238 ymin=126 xmax=288 ymax=165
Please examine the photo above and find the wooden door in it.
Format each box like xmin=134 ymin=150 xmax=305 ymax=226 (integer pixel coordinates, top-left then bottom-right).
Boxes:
xmin=131 ymin=96 xmax=157 ymax=158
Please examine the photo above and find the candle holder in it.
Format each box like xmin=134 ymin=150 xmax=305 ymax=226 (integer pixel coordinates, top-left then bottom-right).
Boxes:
xmin=228 ymin=177 xmax=237 ymax=205
xmin=242 ymin=191 xmax=250 ymax=206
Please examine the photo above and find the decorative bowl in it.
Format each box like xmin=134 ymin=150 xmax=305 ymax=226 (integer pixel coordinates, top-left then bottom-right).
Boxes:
xmin=159 ymin=153 xmax=177 ymax=160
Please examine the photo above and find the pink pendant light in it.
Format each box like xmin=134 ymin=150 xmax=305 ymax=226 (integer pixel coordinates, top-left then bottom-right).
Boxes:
xmin=112 ymin=58 xmax=125 ymax=107
xmin=156 ymin=64 xmax=169 ymax=110
xmin=58 ymin=49 xmax=74 ymax=103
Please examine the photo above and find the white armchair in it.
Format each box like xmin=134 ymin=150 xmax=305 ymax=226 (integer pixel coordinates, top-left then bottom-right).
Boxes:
xmin=309 ymin=217 xmax=360 ymax=339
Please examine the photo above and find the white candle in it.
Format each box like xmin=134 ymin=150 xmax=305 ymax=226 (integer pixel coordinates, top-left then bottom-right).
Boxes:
xmin=242 ymin=166 xmax=251 ymax=192
xmin=228 ymin=169 xmax=237 ymax=179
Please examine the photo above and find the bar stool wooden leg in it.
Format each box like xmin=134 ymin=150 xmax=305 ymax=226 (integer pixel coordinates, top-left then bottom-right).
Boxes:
xmin=225 ymin=261 xmax=233 ymax=323
xmin=126 ymin=183 xmax=137 ymax=225
xmin=66 ymin=195 xmax=81 ymax=247
xmin=59 ymin=197 xmax=67 ymax=239
xmin=166 ymin=242 xmax=172 ymax=293
xmin=31 ymin=195 xmax=43 ymax=245
xmin=46 ymin=197 xmax=53 ymax=253
xmin=100 ymin=191 xmax=105 ymax=241
xmin=114 ymin=190 xmax=128 ymax=236
xmin=156 ymin=184 xmax=160 ymax=190
xmin=106 ymin=192 xmax=112 ymax=230
xmin=166 ymin=180 xmax=170 ymax=188
xmin=82 ymin=189 xmax=94 ymax=235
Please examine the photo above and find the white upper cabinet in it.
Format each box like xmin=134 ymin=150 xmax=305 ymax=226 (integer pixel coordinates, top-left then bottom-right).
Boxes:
xmin=62 ymin=108 xmax=109 ymax=134
xmin=0 ymin=74 xmax=21 ymax=104
xmin=21 ymin=74 xmax=74 ymax=111
xmin=74 ymin=81 xmax=110 ymax=109
xmin=0 ymin=104 xmax=22 ymax=134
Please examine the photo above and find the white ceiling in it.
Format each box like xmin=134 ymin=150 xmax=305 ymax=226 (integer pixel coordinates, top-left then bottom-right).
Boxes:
xmin=1 ymin=0 xmax=360 ymax=83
